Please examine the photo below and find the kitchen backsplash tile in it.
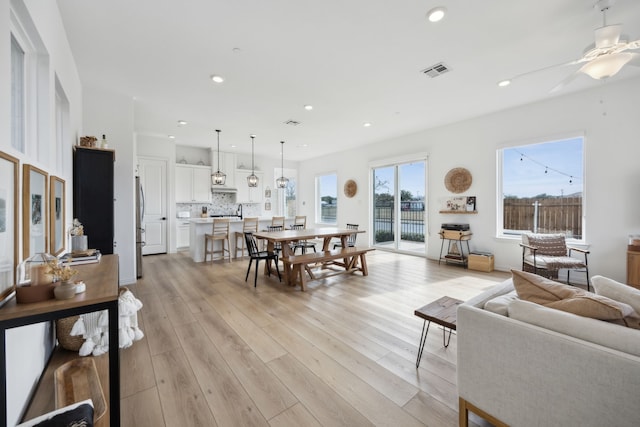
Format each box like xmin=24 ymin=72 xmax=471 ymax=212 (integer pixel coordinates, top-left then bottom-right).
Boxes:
xmin=177 ymin=200 xmax=261 ymax=218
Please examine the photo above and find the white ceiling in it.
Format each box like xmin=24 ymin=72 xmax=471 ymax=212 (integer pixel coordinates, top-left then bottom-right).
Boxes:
xmin=56 ymin=0 xmax=640 ymax=161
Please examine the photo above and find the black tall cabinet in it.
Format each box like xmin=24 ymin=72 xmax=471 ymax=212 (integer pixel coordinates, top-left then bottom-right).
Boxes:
xmin=73 ymin=147 xmax=115 ymax=254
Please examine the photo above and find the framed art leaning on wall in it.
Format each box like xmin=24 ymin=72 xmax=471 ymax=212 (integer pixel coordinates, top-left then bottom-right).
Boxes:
xmin=50 ymin=176 xmax=65 ymax=256
xmin=0 ymin=151 xmax=19 ymax=306
xmin=23 ymin=164 xmax=48 ymax=259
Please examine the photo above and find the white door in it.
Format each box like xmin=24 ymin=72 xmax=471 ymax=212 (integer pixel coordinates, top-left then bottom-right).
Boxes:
xmin=139 ymin=157 xmax=167 ymax=255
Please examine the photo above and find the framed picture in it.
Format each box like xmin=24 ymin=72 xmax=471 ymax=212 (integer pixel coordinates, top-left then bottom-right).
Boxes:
xmin=50 ymin=176 xmax=66 ymax=256
xmin=0 ymin=151 xmax=19 ymax=305
xmin=23 ymin=164 xmax=48 ymax=258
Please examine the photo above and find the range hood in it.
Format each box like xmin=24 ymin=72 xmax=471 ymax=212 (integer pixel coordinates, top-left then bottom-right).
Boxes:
xmin=211 ymin=185 xmax=237 ymax=193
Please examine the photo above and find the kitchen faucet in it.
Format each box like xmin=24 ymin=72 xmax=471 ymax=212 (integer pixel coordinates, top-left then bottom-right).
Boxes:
xmin=237 ymin=203 xmax=243 ymax=219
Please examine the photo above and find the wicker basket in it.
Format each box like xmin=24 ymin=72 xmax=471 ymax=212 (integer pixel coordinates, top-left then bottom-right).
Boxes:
xmin=56 ymin=316 xmax=84 ymax=351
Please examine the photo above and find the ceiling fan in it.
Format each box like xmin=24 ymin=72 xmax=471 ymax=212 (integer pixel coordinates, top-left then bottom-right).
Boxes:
xmin=501 ymin=0 xmax=640 ymax=92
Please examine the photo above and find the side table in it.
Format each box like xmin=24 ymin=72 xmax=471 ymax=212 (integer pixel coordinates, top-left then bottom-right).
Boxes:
xmin=414 ymin=296 xmax=463 ymax=368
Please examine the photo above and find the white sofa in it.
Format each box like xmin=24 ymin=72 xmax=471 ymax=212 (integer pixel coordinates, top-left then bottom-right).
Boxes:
xmin=457 ymin=278 xmax=640 ymax=427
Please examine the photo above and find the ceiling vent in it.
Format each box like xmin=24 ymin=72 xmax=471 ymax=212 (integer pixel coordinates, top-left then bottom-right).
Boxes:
xmin=421 ymin=62 xmax=450 ymax=78
xmin=284 ymin=119 xmax=300 ymax=126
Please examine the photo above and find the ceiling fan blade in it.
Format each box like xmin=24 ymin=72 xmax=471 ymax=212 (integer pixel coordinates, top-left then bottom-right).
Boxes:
xmin=595 ymin=24 xmax=622 ymax=48
xmin=628 ymin=52 xmax=640 ymax=66
xmin=550 ymin=71 xmax=581 ymax=93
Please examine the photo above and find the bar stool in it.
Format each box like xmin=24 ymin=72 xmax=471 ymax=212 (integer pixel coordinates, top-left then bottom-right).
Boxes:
xmin=271 ymin=216 xmax=285 ymax=228
xmin=234 ymin=217 xmax=259 ymax=258
xmin=204 ymin=218 xmax=231 ymax=262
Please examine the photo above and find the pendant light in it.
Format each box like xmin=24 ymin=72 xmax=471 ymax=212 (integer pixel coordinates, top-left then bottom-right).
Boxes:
xmin=211 ymin=129 xmax=226 ymax=185
xmin=247 ymin=135 xmax=259 ymax=187
xmin=276 ymin=141 xmax=289 ymax=188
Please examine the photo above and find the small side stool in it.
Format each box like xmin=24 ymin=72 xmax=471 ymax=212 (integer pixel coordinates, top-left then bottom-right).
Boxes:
xmin=414 ymin=296 xmax=462 ymax=368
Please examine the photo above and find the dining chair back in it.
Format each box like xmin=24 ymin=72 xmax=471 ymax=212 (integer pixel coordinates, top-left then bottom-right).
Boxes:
xmin=266 ymin=225 xmax=283 ymax=254
xmin=234 ymin=217 xmax=259 ymax=258
xmin=333 ymin=223 xmax=359 ymax=249
xmin=244 ymin=232 xmax=281 ymax=287
xmin=290 ymin=223 xmax=317 ymax=254
xmin=204 ymin=218 xmax=231 ymax=262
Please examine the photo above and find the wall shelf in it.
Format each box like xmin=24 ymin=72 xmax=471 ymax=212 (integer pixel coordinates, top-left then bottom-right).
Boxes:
xmin=439 ymin=210 xmax=477 ymax=214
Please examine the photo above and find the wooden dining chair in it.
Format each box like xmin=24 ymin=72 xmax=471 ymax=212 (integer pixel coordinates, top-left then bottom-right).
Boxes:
xmin=204 ymin=218 xmax=231 ymax=262
xmin=333 ymin=223 xmax=359 ymax=249
xmin=234 ymin=217 xmax=259 ymax=258
xmin=244 ymin=232 xmax=281 ymax=287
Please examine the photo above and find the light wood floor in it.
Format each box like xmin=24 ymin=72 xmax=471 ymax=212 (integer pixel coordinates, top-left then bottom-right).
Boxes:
xmin=119 ymin=250 xmax=509 ymax=427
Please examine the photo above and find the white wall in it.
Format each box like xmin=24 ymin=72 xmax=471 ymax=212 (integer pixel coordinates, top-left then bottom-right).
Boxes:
xmin=1 ymin=0 xmax=83 ymax=424
xmin=298 ymin=75 xmax=640 ymax=283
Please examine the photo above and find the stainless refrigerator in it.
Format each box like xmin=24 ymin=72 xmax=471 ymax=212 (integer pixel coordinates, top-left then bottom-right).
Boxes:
xmin=135 ymin=176 xmax=145 ymax=278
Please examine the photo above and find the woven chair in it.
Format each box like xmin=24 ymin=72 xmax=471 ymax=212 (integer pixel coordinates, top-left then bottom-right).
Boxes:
xmin=520 ymin=233 xmax=590 ymax=290
xmin=333 ymin=223 xmax=359 ymax=249
xmin=234 ymin=217 xmax=259 ymax=258
xmin=244 ymin=232 xmax=281 ymax=287
xmin=204 ymin=218 xmax=231 ymax=262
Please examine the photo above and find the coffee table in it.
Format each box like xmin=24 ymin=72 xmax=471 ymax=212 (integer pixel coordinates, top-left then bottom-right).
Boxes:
xmin=414 ymin=296 xmax=463 ymax=368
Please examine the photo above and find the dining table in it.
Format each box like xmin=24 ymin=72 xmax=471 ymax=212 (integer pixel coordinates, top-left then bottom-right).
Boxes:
xmin=253 ymin=227 xmax=366 ymax=288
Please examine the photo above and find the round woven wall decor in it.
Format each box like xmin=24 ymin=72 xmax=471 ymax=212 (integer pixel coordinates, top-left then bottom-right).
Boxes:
xmin=444 ymin=168 xmax=472 ymax=193
xmin=344 ymin=179 xmax=357 ymax=198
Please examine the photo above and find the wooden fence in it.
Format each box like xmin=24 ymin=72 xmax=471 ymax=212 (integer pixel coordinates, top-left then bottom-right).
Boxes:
xmin=503 ymin=197 xmax=582 ymax=238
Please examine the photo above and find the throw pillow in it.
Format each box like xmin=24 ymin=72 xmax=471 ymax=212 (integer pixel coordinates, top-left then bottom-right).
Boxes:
xmin=591 ymin=275 xmax=640 ymax=314
xmin=525 ymin=233 xmax=567 ymax=256
xmin=484 ymin=290 xmax=519 ymax=316
xmin=511 ymin=270 xmax=637 ymax=321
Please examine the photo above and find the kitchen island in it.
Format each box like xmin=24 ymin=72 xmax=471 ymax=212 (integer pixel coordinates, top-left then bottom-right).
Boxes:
xmin=189 ymin=217 xmax=294 ymax=262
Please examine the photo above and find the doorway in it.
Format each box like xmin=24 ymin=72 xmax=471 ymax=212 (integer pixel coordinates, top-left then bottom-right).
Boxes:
xmin=372 ymin=159 xmax=426 ymax=254
xmin=138 ymin=157 xmax=167 ymax=255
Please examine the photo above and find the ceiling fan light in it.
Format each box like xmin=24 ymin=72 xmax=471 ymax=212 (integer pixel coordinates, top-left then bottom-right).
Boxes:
xmin=580 ymin=53 xmax=632 ymax=79
xmin=426 ymin=7 xmax=446 ymax=23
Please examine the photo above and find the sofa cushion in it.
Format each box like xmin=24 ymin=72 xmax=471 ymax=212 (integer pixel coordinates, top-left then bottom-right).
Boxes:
xmin=484 ymin=290 xmax=519 ymax=316
xmin=508 ymin=299 xmax=640 ymax=358
xmin=511 ymin=269 xmax=636 ymax=321
xmin=591 ymin=275 xmax=640 ymax=314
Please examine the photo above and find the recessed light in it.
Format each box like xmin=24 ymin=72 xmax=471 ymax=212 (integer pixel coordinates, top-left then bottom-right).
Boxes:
xmin=177 ymin=120 xmax=187 ymax=126
xmin=363 ymin=122 xmax=372 ymax=127
xmin=210 ymin=75 xmax=224 ymax=83
xmin=168 ymin=135 xmax=175 ymax=139
xmin=304 ymin=105 xmax=313 ymax=111
xmin=426 ymin=6 xmax=447 ymax=23
xmin=498 ymin=79 xmax=511 ymax=87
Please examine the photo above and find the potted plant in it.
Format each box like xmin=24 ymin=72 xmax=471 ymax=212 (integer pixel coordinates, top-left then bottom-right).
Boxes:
xmin=70 ymin=218 xmax=88 ymax=253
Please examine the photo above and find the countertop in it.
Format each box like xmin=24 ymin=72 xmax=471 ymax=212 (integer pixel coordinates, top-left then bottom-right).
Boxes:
xmin=189 ymin=217 xmax=292 ymax=224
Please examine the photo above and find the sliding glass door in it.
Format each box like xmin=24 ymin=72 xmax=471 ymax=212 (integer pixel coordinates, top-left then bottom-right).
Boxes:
xmin=372 ymin=159 xmax=426 ymax=254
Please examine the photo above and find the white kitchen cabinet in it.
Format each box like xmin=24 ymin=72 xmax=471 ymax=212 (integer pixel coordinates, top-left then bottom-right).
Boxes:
xmin=176 ymin=220 xmax=190 ymax=249
xmin=175 ymin=164 xmax=211 ymax=203
xmin=235 ymin=170 xmax=264 ymax=203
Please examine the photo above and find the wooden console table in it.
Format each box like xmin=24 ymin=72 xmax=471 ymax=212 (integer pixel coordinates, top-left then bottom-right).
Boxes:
xmin=0 ymin=255 xmax=120 ymax=426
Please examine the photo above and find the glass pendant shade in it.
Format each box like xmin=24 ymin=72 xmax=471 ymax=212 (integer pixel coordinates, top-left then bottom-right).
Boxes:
xmin=277 ymin=141 xmax=289 ymax=188
xmin=247 ymin=135 xmax=259 ymax=187
xmin=211 ymin=129 xmax=226 ymax=185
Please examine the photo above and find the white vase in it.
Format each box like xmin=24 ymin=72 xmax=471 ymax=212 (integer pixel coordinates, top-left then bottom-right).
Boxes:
xmin=71 ymin=235 xmax=88 ymax=252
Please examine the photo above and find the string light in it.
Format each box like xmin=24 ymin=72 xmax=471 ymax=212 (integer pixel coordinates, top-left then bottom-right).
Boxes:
xmin=516 ymin=151 xmax=581 ymax=185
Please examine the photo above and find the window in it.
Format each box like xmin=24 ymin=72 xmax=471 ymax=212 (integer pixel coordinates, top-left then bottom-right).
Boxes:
xmin=499 ymin=136 xmax=584 ymax=240
xmin=11 ymin=34 xmax=25 ymax=152
xmin=317 ymin=173 xmax=337 ymax=224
